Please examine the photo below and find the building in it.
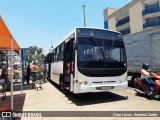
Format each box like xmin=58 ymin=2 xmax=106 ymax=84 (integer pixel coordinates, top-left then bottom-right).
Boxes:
xmin=103 ymin=0 xmax=160 ymax=35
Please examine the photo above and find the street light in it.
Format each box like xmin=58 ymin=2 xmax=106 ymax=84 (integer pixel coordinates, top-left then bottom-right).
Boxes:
xmin=82 ymin=4 xmax=86 ymax=27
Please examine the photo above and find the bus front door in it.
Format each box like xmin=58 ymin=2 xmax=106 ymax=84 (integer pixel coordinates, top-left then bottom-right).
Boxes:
xmin=63 ymin=39 xmax=74 ymax=91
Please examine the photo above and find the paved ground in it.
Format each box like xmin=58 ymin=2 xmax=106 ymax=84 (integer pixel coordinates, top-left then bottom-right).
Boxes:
xmin=0 ymin=78 xmax=160 ymax=120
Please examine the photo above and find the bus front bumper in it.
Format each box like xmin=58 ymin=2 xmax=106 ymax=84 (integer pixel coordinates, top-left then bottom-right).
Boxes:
xmin=73 ymin=81 xmax=128 ymax=94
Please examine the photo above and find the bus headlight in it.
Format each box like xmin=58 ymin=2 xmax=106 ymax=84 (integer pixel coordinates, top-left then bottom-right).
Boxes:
xmin=74 ymin=80 xmax=78 ymax=83
xmin=74 ymin=80 xmax=88 ymax=85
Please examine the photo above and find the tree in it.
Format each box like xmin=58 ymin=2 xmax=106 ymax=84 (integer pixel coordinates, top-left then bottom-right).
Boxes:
xmin=26 ymin=46 xmax=44 ymax=66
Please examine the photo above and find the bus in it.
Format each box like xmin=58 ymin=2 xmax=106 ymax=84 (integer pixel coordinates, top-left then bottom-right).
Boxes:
xmin=45 ymin=27 xmax=128 ymax=94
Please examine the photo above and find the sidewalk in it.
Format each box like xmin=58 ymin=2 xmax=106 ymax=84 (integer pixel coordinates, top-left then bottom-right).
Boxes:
xmin=20 ymin=81 xmax=89 ymax=120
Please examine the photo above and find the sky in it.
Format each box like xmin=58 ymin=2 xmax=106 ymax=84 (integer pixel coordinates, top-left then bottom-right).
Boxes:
xmin=0 ymin=0 xmax=132 ymax=55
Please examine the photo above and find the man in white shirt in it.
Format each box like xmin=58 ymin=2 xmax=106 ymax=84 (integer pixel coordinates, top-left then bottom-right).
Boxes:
xmin=141 ymin=63 xmax=156 ymax=95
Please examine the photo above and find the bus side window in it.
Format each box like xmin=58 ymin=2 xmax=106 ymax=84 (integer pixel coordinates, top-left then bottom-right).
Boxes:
xmin=60 ymin=43 xmax=64 ymax=60
xmin=57 ymin=46 xmax=60 ymax=61
xmin=52 ymin=52 xmax=54 ymax=63
xmin=55 ymin=48 xmax=57 ymax=62
xmin=53 ymin=50 xmax=55 ymax=62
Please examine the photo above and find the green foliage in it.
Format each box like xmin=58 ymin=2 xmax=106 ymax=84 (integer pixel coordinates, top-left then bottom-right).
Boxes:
xmin=26 ymin=46 xmax=44 ymax=66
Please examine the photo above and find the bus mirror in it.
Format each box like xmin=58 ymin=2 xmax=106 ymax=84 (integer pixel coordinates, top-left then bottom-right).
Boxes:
xmin=73 ymin=41 xmax=77 ymax=50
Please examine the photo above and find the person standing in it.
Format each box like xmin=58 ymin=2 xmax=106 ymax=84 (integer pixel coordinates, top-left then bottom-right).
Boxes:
xmin=0 ymin=68 xmax=10 ymax=89
xmin=30 ymin=62 xmax=36 ymax=83
xmin=26 ymin=65 xmax=31 ymax=84
xmin=0 ymin=68 xmax=8 ymax=87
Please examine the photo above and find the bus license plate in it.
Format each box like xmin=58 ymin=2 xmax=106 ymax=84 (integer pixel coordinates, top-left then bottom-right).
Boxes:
xmin=101 ymin=86 xmax=111 ymax=90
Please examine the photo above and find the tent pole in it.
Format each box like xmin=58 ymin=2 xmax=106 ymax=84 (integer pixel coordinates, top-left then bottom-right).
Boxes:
xmin=11 ymin=38 xmax=14 ymax=110
xmin=19 ymin=50 xmax=23 ymax=94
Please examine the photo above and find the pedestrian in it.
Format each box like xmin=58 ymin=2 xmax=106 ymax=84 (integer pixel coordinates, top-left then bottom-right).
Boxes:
xmin=7 ymin=65 xmax=11 ymax=80
xmin=0 ymin=68 xmax=8 ymax=86
xmin=26 ymin=65 xmax=31 ymax=84
xmin=30 ymin=62 xmax=36 ymax=82
xmin=0 ymin=67 xmax=10 ymax=90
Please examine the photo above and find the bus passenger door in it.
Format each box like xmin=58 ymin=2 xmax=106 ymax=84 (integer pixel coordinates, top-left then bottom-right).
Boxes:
xmin=63 ymin=38 xmax=74 ymax=91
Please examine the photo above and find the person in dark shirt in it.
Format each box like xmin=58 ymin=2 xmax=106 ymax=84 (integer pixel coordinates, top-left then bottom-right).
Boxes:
xmin=1 ymin=68 xmax=8 ymax=81
xmin=0 ymin=68 xmax=10 ymax=89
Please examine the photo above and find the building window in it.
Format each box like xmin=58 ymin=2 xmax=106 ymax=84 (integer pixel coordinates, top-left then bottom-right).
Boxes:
xmin=143 ymin=17 xmax=160 ymax=28
xmin=142 ymin=1 xmax=160 ymax=15
xmin=147 ymin=17 xmax=160 ymax=23
xmin=104 ymin=21 xmax=108 ymax=29
xmin=116 ymin=16 xmax=130 ymax=27
xmin=145 ymin=2 xmax=159 ymax=10
xmin=119 ymin=27 xmax=130 ymax=35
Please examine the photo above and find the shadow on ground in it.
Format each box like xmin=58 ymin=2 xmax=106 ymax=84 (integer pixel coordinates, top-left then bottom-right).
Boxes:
xmin=0 ymin=93 xmax=26 ymax=111
xmin=128 ymin=79 xmax=133 ymax=88
xmin=12 ymin=82 xmax=36 ymax=91
xmin=49 ymin=80 xmax=128 ymax=106
xmin=0 ymin=94 xmax=25 ymax=120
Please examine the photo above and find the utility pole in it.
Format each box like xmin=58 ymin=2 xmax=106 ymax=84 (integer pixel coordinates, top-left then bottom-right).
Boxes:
xmin=82 ymin=5 xmax=86 ymax=27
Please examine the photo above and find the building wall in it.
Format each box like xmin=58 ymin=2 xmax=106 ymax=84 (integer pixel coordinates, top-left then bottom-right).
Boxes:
xmin=117 ymin=22 xmax=130 ymax=31
xmin=103 ymin=8 xmax=117 ymax=29
xmin=103 ymin=0 xmax=160 ymax=35
xmin=108 ymin=17 xmax=116 ymax=31
xmin=103 ymin=8 xmax=117 ymax=21
xmin=129 ymin=1 xmax=143 ymax=33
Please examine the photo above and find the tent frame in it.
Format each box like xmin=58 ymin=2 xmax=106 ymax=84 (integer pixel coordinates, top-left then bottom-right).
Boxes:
xmin=0 ymin=16 xmax=22 ymax=110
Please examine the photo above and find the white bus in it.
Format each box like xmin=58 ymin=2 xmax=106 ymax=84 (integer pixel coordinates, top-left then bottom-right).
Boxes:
xmin=45 ymin=27 xmax=128 ymax=94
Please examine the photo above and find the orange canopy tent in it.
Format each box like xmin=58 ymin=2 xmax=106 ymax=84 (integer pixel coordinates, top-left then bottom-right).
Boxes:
xmin=0 ymin=16 xmax=22 ymax=110
xmin=0 ymin=16 xmax=20 ymax=50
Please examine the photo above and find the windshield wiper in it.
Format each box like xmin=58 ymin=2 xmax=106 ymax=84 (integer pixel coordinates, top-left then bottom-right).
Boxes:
xmin=110 ymin=39 xmax=115 ymax=50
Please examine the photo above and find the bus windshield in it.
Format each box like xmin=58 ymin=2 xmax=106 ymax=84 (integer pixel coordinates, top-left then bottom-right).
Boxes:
xmin=77 ymin=37 xmax=127 ymax=69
